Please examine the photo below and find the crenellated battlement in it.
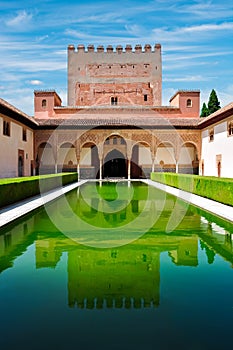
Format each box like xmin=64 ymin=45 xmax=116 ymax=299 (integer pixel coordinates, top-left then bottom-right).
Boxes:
xmin=67 ymin=43 xmax=162 ymax=107
xmin=68 ymin=43 xmax=161 ymax=53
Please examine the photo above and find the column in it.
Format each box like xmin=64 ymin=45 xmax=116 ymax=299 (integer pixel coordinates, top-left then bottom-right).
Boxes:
xmin=99 ymin=158 xmax=103 ymax=180
xmin=77 ymin=159 xmax=80 ymax=180
xmin=52 ymin=136 xmax=58 ymax=174
xmin=151 ymin=156 xmax=155 ymax=173
xmin=127 ymin=158 xmax=131 ymax=180
xmin=75 ymin=139 xmax=81 ymax=179
xmin=126 ymin=145 xmax=132 ymax=181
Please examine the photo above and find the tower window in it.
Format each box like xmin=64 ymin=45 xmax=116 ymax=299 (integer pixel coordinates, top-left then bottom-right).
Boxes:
xmin=42 ymin=99 xmax=47 ymax=107
xmin=111 ymin=97 xmax=118 ymax=105
xmin=3 ymin=120 xmax=10 ymax=136
xmin=144 ymin=94 xmax=148 ymax=102
xmin=187 ymin=99 xmax=192 ymax=107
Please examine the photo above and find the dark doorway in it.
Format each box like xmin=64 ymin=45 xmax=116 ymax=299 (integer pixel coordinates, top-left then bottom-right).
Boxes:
xmin=131 ymin=145 xmax=143 ymax=178
xmin=103 ymin=150 xmax=127 ymax=178
xmin=18 ymin=150 xmax=24 ymax=177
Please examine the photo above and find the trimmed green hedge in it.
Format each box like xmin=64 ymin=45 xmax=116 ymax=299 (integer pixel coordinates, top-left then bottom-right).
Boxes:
xmin=150 ymin=172 xmax=233 ymax=207
xmin=0 ymin=173 xmax=78 ymax=208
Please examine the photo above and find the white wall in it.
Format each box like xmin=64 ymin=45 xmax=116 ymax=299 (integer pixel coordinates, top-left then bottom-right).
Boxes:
xmin=156 ymin=146 xmax=175 ymax=164
xmin=39 ymin=146 xmax=54 ymax=165
xmin=57 ymin=148 xmax=76 ymax=165
xmin=201 ymin=119 xmax=233 ymax=177
xmin=0 ymin=115 xmax=34 ymax=178
xmin=179 ymin=146 xmax=195 ymax=165
xmin=80 ymin=147 xmax=92 ymax=165
xmin=138 ymin=146 xmax=151 ymax=165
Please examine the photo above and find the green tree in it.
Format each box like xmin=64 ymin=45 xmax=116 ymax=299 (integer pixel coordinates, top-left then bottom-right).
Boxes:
xmin=207 ymin=89 xmax=221 ymax=114
xmin=200 ymin=102 xmax=209 ymax=117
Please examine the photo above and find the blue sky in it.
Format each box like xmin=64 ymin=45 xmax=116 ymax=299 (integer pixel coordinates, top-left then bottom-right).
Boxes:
xmin=0 ymin=0 xmax=233 ymax=116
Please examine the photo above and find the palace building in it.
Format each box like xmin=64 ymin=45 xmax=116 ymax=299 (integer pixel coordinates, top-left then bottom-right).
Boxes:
xmin=0 ymin=43 xmax=233 ymax=179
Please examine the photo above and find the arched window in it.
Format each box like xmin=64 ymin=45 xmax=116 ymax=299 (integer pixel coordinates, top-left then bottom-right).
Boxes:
xmin=187 ymin=99 xmax=192 ymax=107
xmin=209 ymin=129 xmax=214 ymax=142
xmin=228 ymin=121 xmax=233 ymax=136
xmin=42 ymin=99 xmax=47 ymax=107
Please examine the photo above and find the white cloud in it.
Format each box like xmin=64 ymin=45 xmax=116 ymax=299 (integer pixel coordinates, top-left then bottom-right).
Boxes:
xmin=152 ymin=22 xmax=233 ymax=43
xmin=36 ymin=35 xmax=49 ymax=42
xmin=28 ymin=80 xmax=43 ymax=86
xmin=182 ymin=22 xmax=233 ymax=33
xmin=164 ymin=75 xmax=208 ymax=82
xmin=175 ymin=0 xmax=233 ymax=19
xmin=0 ymin=55 xmax=66 ymax=72
xmin=163 ymin=50 xmax=233 ymax=63
xmin=6 ymin=10 xmax=33 ymax=28
xmin=125 ymin=24 xmax=146 ymax=37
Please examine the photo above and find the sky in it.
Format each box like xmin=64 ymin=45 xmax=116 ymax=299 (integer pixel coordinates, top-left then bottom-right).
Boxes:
xmin=0 ymin=0 xmax=233 ymax=116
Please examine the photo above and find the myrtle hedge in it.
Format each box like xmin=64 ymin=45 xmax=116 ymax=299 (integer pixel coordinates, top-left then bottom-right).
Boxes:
xmin=150 ymin=172 xmax=233 ymax=206
xmin=0 ymin=173 xmax=78 ymax=208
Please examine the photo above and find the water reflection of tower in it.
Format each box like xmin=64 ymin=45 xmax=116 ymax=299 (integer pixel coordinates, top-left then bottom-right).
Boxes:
xmin=67 ymin=247 xmax=160 ymax=309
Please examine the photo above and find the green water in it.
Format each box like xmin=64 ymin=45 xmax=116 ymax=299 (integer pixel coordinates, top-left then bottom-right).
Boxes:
xmin=0 ymin=181 xmax=233 ymax=350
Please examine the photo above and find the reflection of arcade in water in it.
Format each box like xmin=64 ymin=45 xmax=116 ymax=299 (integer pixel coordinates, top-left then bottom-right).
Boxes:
xmin=0 ymin=217 xmax=199 ymax=310
xmin=0 ymin=184 xmax=233 ymax=310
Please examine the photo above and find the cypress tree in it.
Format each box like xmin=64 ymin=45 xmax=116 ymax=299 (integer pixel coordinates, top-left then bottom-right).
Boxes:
xmin=200 ymin=102 xmax=209 ymax=117
xmin=207 ymin=89 xmax=221 ymax=114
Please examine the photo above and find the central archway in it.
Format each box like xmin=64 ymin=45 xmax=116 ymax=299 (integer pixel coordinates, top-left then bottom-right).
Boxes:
xmin=103 ymin=149 xmax=127 ymax=178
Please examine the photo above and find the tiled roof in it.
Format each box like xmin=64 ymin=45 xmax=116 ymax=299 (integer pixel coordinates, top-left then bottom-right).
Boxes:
xmin=198 ymin=102 xmax=233 ymax=127
xmin=0 ymin=98 xmax=38 ymax=127
xmin=35 ymin=116 xmax=200 ymax=128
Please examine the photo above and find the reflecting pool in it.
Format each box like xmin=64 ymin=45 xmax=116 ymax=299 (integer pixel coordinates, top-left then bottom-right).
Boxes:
xmin=0 ymin=181 xmax=233 ymax=350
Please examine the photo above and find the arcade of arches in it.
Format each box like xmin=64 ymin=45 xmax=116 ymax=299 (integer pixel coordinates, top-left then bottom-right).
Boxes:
xmin=35 ymin=129 xmax=200 ymax=178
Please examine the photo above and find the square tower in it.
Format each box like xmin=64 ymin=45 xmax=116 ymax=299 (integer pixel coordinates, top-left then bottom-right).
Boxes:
xmin=67 ymin=44 xmax=162 ymax=107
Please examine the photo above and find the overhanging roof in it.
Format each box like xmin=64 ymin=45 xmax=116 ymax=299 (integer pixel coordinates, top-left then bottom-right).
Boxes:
xmin=35 ymin=116 xmax=200 ymax=129
xmin=0 ymin=98 xmax=38 ymax=129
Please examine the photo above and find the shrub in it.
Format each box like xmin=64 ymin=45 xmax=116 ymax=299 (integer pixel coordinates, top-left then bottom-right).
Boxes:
xmin=150 ymin=172 xmax=233 ymax=206
xmin=0 ymin=173 xmax=78 ymax=208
